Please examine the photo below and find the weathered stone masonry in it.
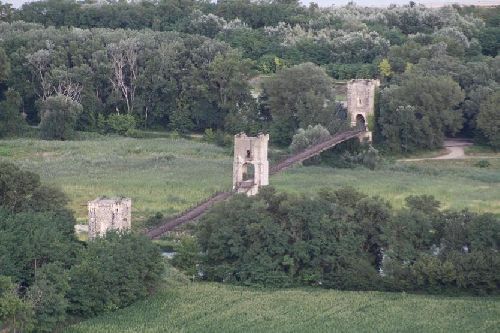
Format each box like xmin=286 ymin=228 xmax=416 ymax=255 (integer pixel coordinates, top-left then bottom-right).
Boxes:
xmin=88 ymin=197 xmax=131 ymax=240
xmin=347 ymin=79 xmax=380 ymax=142
xmin=232 ymin=133 xmax=269 ymax=196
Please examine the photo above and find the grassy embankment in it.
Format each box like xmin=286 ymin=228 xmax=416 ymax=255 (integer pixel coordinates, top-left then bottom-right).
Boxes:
xmin=65 ymin=267 xmax=500 ymax=333
xmin=0 ymin=135 xmax=499 ymax=226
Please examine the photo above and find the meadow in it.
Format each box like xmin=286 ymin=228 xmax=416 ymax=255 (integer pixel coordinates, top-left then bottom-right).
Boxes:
xmin=0 ymin=135 xmax=499 ymax=226
xmin=66 ymin=267 xmax=500 ymax=333
xmin=0 ymin=135 xmax=232 ymax=224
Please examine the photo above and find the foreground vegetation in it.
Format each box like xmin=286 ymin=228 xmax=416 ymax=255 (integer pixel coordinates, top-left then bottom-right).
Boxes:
xmin=0 ymin=162 xmax=164 ymax=332
xmin=66 ymin=271 xmax=500 ymax=333
xmin=194 ymin=187 xmax=499 ymax=294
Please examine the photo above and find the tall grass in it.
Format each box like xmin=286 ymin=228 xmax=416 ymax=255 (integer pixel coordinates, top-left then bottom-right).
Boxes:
xmin=0 ymin=137 xmax=232 ymax=224
xmin=66 ymin=273 xmax=500 ymax=333
xmin=273 ymin=158 xmax=500 ymax=215
xmin=1 ymin=136 xmax=499 ymax=225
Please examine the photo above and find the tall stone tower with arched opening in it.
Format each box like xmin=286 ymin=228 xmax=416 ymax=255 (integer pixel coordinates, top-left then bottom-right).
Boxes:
xmin=347 ymin=79 xmax=380 ymax=141
xmin=233 ymin=133 xmax=269 ymax=196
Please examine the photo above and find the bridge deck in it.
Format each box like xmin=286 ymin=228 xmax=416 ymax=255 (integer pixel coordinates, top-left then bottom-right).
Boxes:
xmin=146 ymin=129 xmax=364 ymax=239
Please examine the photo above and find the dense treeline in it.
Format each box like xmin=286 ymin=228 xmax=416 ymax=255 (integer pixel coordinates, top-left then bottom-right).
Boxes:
xmin=0 ymin=24 xmax=255 ymax=134
xmin=0 ymin=162 xmax=164 ymax=332
xmin=192 ymin=187 xmax=499 ymax=294
xmin=0 ymin=0 xmax=498 ymax=149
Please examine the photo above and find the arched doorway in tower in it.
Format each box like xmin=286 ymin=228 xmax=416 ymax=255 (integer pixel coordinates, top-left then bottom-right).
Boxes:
xmin=355 ymin=114 xmax=366 ymax=130
xmin=242 ymin=163 xmax=255 ymax=183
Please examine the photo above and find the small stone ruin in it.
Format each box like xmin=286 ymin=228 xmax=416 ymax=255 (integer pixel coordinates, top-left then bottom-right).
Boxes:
xmin=87 ymin=197 xmax=131 ymax=240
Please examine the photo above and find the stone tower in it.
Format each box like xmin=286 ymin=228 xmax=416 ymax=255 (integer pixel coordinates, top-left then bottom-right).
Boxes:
xmin=88 ymin=197 xmax=132 ymax=240
xmin=347 ymin=79 xmax=380 ymax=141
xmin=233 ymin=133 xmax=269 ymax=196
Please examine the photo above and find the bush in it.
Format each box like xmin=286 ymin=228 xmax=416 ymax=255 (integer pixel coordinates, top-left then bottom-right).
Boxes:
xmin=346 ymin=145 xmax=381 ymax=170
xmin=203 ymin=128 xmax=216 ymax=143
xmin=0 ymin=276 xmax=34 ymax=332
xmin=289 ymin=124 xmax=330 ymax=153
xmin=474 ymin=160 xmax=490 ymax=168
xmin=320 ymin=140 xmax=381 ymax=170
xmin=39 ymin=95 xmax=82 ymax=140
xmin=171 ymin=236 xmax=201 ymax=277
xmin=106 ymin=113 xmax=136 ymax=135
xmin=214 ymin=130 xmax=233 ymax=148
xmin=67 ymin=232 xmax=164 ymax=317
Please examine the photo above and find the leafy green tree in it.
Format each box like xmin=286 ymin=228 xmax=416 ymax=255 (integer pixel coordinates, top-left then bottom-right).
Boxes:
xmin=171 ymin=236 xmax=201 ymax=276
xmin=0 ymin=89 xmax=25 ymax=138
xmin=263 ymin=63 xmax=339 ymax=143
xmin=27 ymin=263 xmax=69 ymax=332
xmin=106 ymin=113 xmax=136 ymax=135
xmin=290 ymin=124 xmax=330 ymax=153
xmin=39 ymin=95 xmax=82 ymax=140
xmin=0 ymin=161 xmax=69 ymax=215
xmin=197 ymin=187 xmax=384 ymax=289
xmin=67 ymin=232 xmax=164 ymax=317
xmin=379 ymin=73 xmax=464 ymax=152
xmin=477 ymin=90 xmax=500 ymax=149
xmin=0 ymin=162 xmax=78 ymax=285
xmin=478 ymin=27 xmax=499 ymax=57
xmin=0 ymin=210 xmax=79 ymax=286
xmin=378 ymin=58 xmax=393 ymax=78
xmin=353 ymin=197 xmax=391 ymax=270
xmin=0 ymin=276 xmax=34 ymax=333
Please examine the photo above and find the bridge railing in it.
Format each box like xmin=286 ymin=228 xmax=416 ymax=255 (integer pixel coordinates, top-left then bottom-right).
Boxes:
xmin=147 ymin=128 xmax=364 ymax=238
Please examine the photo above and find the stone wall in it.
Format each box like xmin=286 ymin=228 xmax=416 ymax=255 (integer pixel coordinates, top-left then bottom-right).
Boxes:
xmin=88 ymin=197 xmax=131 ymax=240
xmin=233 ymin=133 xmax=269 ymax=196
xmin=347 ymin=79 xmax=380 ymax=129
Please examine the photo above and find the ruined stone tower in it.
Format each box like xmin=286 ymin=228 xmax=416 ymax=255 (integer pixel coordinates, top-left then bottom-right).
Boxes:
xmin=88 ymin=197 xmax=131 ymax=240
xmin=347 ymin=79 xmax=380 ymax=141
xmin=233 ymin=133 xmax=269 ymax=196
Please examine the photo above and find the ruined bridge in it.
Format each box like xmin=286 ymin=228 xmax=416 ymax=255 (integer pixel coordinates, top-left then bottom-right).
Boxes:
xmin=146 ymin=129 xmax=364 ymax=239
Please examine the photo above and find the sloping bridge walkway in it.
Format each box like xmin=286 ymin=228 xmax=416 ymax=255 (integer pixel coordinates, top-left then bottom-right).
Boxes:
xmin=146 ymin=129 xmax=363 ymax=239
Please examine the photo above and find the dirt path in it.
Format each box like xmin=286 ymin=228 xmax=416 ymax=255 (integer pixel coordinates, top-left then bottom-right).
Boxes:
xmin=399 ymin=139 xmax=495 ymax=162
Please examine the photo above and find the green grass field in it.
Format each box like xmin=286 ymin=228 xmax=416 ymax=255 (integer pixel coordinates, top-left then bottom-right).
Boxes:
xmin=1 ymin=136 xmax=499 ymax=226
xmin=0 ymin=136 xmax=232 ymax=223
xmin=273 ymin=159 xmax=500 ymax=215
xmin=66 ymin=268 xmax=500 ymax=333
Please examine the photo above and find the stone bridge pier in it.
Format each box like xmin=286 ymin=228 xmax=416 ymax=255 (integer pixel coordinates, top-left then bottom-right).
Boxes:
xmin=347 ymin=79 xmax=380 ymax=142
xmin=232 ymin=133 xmax=269 ymax=196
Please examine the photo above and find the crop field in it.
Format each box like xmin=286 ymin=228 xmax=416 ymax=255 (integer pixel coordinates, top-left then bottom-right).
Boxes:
xmin=66 ymin=268 xmax=500 ymax=333
xmin=1 ymin=136 xmax=499 ymax=226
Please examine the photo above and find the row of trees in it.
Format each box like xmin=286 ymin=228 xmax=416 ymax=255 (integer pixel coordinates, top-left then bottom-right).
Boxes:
xmin=0 ymin=24 xmax=255 ymax=135
xmin=0 ymin=162 xmax=164 ymax=332
xmin=0 ymin=2 xmax=498 ymax=149
xmin=183 ymin=187 xmax=499 ymax=294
